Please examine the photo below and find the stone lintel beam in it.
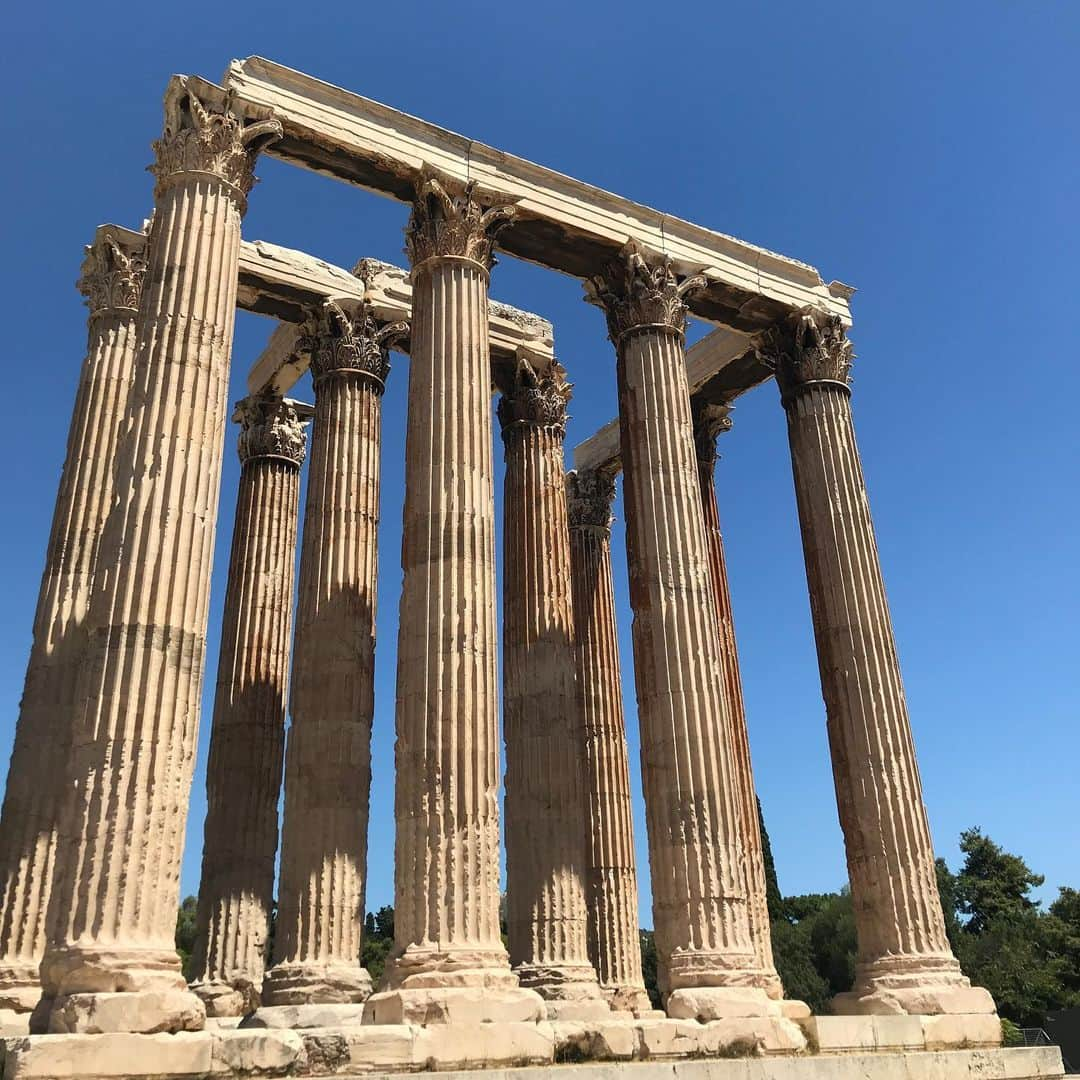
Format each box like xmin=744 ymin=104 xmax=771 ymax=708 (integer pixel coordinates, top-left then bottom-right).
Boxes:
xmin=102 ymin=226 xmax=554 ymax=396
xmin=221 ymin=57 xmax=855 ymax=333
xmin=241 ymin=247 xmax=555 ymax=395
xmin=573 ymin=326 xmax=753 ymax=474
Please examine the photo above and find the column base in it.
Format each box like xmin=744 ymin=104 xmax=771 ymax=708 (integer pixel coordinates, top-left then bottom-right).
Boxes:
xmin=241 ymin=1002 xmax=367 ymax=1029
xmin=369 ymin=944 xmax=545 ymax=1024
xmin=40 ymin=943 xmax=187 ymax=997
xmin=833 ymin=957 xmax=997 ymax=1016
xmin=365 ymin=985 xmax=545 ymax=1025
xmin=665 ymin=985 xmax=781 ymax=1021
xmin=261 ymin=962 xmax=372 ymax=1006
xmin=0 ymin=1008 xmax=30 ymax=1037
xmin=605 ymin=984 xmax=661 ymax=1017
xmin=47 ymin=988 xmax=206 ymax=1034
xmin=190 ymin=977 xmax=259 ymax=1018
xmin=799 ymin=1012 xmax=1003 ymax=1052
xmin=780 ymin=997 xmax=812 ymax=1021
xmin=834 ymin=983 xmax=997 ymax=1016
xmin=514 ymin=962 xmax=611 ymax=1020
xmin=35 ymin=943 xmax=203 ymax=1033
xmin=0 ymin=961 xmax=42 ymax=1012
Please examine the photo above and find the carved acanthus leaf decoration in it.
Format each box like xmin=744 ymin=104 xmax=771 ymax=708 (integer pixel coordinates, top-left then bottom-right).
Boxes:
xmin=566 ymin=469 xmax=617 ymax=534
xmin=756 ymin=308 xmax=854 ymax=402
xmin=235 ymin=393 xmax=308 ymax=467
xmin=691 ymin=401 xmax=734 ymax=466
xmin=301 ymin=299 xmax=408 ymax=391
xmin=77 ymin=233 xmax=147 ymax=318
xmin=584 ymin=239 xmax=706 ymax=347
xmin=497 ymin=360 xmax=572 ymax=438
xmin=405 ymin=168 xmax=517 ymax=271
xmin=150 ymin=77 xmax=282 ymax=206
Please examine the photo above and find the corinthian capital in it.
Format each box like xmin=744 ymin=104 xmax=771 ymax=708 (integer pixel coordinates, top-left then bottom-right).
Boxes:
xmin=405 ymin=167 xmax=517 ymax=272
xmin=150 ymin=76 xmax=282 ymax=209
xmin=77 ymin=228 xmax=147 ymax=320
xmin=301 ymin=299 xmax=408 ymax=392
xmin=497 ymin=360 xmax=572 ymax=439
xmin=234 ymin=393 xmax=311 ymax=468
xmin=756 ymin=307 xmax=854 ymax=404
xmin=566 ymin=469 xmax=617 ymax=535
xmin=691 ymin=401 xmax=734 ymax=467
xmin=584 ymin=239 xmax=706 ymax=347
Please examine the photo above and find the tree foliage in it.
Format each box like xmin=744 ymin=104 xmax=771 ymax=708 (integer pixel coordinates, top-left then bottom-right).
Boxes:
xmin=362 ymin=905 xmax=396 ymax=988
xmin=174 ymin=895 xmax=198 ymax=982
xmin=943 ymin=834 xmax=1079 ymax=1028
xmin=954 ymin=828 xmax=1044 ymax=935
xmin=757 ymin=797 xmax=784 ymax=922
xmin=639 ymin=930 xmax=660 ymax=1008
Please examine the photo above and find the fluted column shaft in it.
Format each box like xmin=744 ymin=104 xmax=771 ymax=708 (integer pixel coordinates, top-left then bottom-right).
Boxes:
xmin=393 ymin=256 xmax=503 ymax=965
xmin=500 ymin=367 xmax=603 ymax=1014
xmin=264 ymin=302 xmax=402 ymax=1008
xmin=566 ymin=469 xmax=652 ymax=1016
xmin=38 ymin=79 xmax=280 ymax=1035
xmin=585 ymin=243 xmax=771 ymax=1021
xmin=371 ymin=172 xmax=541 ymax=1025
xmin=190 ymin=396 xmax=307 ymax=1016
xmin=693 ymin=406 xmax=782 ymax=999
xmin=767 ymin=310 xmax=993 ymax=1016
xmin=0 ymin=231 xmax=145 ymax=1012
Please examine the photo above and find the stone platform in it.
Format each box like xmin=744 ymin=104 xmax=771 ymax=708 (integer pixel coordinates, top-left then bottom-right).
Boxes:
xmin=2 ymin=1013 xmax=1062 ymax=1080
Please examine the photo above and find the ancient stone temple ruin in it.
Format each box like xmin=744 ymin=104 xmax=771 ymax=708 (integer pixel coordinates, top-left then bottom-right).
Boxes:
xmin=0 ymin=59 xmax=1064 ymax=1079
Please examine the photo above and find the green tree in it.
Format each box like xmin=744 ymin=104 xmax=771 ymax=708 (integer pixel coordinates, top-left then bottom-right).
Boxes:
xmin=361 ymin=905 xmax=397 ymax=989
xmin=955 ymin=828 xmax=1044 ymax=935
xmin=768 ymin=889 xmax=858 ymax=1010
xmin=639 ymin=930 xmax=660 ymax=1008
xmin=770 ymin=917 xmax=830 ymax=1013
xmin=1046 ymin=887 xmax=1080 ymax=1001
xmin=943 ymin=830 xmax=1077 ymax=1027
xmin=805 ymin=889 xmax=858 ymax=997
xmin=175 ymin=895 xmax=198 ymax=981
xmin=935 ymin=856 xmax=963 ymax=951
xmin=757 ymin=798 xmax=784 ymax=921
xmin=954 ymin=911 xmax=1066 ymax=1027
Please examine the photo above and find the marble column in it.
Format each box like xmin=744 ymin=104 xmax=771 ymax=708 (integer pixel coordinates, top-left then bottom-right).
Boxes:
xmin=584 ymin=240 xmax=785 ymax=1026
xmin=369 ymin=171 xmax=543 ymax=1025
xmin=761 ymin=308 xmax=995 ymax=1018
xmin=262 ymin=300 xmax=404 ymax=1015
xmin=0 ymin=229 xmax=145 ymax=1014
xmin=691 ymin=402 xmax=784 ymax=1002
xmin=566 ymin=468 xmax=654 ymax=1017
xmin=37 ymin=77 xmax=281 ymax=1035
xmin=499 ymin=362 xmax=607 ymax=1020
xmin=190 ymin=394 xmax=310 ymax=1018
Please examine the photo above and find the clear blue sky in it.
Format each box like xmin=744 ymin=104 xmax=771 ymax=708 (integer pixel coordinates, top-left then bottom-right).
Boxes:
xmin=1 ymin=2 xmax=1076 ymax=924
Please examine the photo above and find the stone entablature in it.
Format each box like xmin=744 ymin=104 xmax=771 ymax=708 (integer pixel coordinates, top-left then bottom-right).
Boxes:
xmin=222 ymin=57 xmax=854 ymax=331
xmin=98 ymin=226 xmax=557 ymax=397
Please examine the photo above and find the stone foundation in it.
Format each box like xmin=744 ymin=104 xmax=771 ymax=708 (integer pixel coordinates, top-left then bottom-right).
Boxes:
xmin=0 ymin=1012 xmax=1042 ymax=1078
xmin=0 ymin=1023 xmax=1062 ymax=1080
